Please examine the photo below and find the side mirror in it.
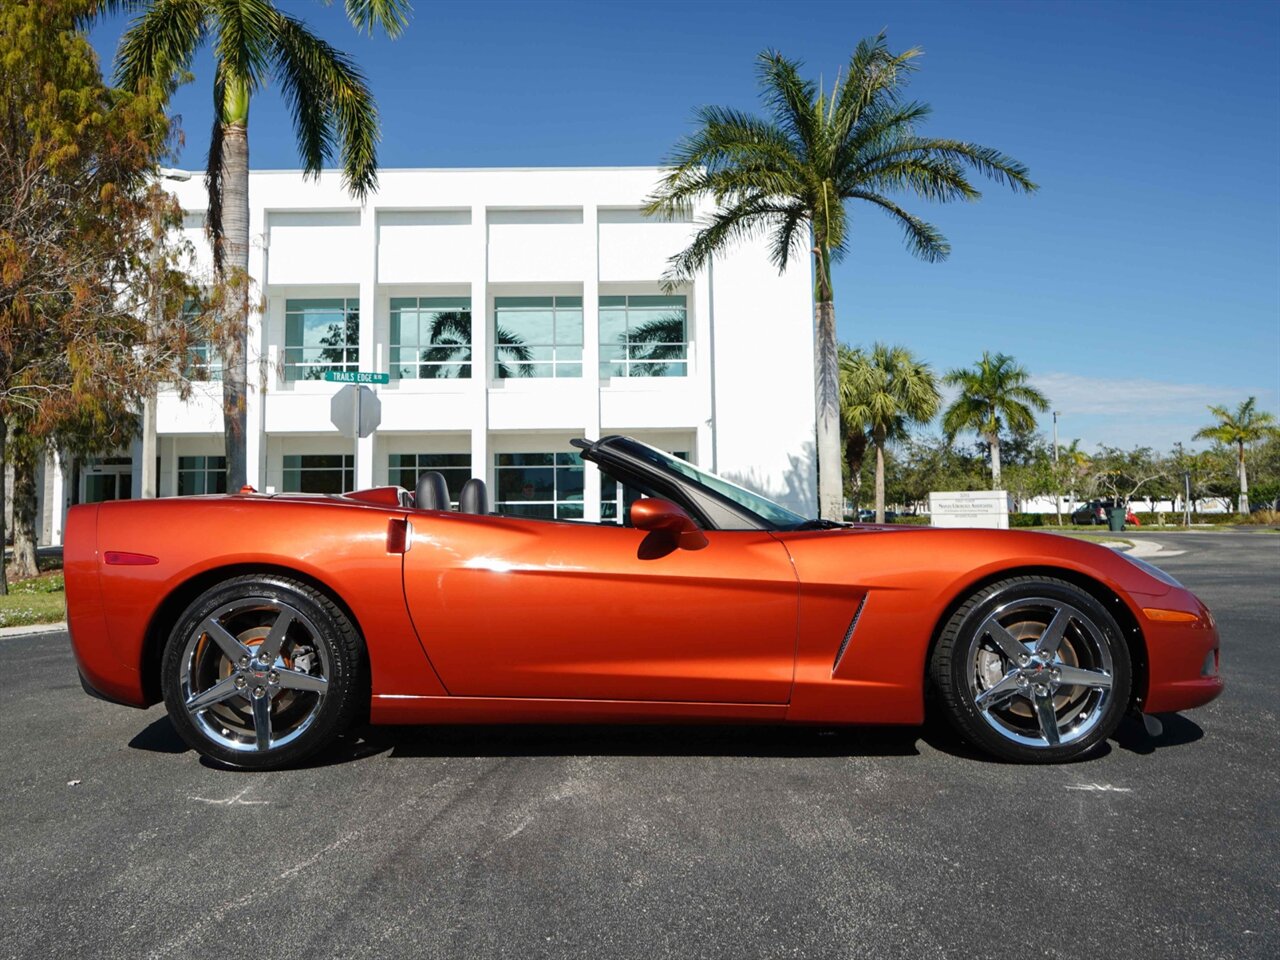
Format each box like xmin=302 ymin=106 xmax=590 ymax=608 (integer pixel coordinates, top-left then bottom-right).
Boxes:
xmin=629 ymin=498 xmax=709 ymax=551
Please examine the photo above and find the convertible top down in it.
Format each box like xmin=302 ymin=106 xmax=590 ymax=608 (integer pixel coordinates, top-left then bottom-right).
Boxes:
xmin=65 ymin=435 xmax=1222 ymax=769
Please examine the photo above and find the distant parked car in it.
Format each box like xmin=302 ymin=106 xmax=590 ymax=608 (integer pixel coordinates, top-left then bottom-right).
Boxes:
xmin=1071 ymin=500 xmax=1139 ymax=526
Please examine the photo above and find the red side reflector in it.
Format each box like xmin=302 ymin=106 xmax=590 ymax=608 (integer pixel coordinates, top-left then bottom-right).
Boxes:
xmin=104 ymin=551 xmax=159 ymax=566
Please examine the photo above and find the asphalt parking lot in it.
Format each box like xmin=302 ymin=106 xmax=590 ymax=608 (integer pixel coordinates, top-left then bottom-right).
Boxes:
xmin=1 ymin=530 xmax=1276 ymax=960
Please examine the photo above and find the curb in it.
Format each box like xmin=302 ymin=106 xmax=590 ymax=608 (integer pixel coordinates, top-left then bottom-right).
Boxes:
xmin=0 ymin=621 xmax=68 ymax=638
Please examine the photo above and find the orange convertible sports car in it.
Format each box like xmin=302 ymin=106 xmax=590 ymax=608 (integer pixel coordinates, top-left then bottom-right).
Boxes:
xmin=66 ymin=436 xmax=1222 ymax=769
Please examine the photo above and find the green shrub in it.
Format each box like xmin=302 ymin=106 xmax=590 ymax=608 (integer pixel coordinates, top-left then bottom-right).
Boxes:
xmin=1010 ymin=513 xmax=1045 ymax=527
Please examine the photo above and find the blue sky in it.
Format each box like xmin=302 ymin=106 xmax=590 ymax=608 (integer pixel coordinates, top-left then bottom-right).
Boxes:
xmin=89 ymin=0 xmax=1280 ymax=452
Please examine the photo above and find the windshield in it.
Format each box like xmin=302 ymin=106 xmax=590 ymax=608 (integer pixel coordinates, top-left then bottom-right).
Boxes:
xmin=625 ymin=441 xmax=808 ymax=528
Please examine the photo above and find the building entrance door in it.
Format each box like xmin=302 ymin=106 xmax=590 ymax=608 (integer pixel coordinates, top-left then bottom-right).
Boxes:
xmin=81 ymin=458 xmax=134 ymax=503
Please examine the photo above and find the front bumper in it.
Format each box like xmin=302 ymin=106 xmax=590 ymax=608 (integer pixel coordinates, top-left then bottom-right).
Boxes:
xmin=1138 ymin=589 xmax=1223 ymax=713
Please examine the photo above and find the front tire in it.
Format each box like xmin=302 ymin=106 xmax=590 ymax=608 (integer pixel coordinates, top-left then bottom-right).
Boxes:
xmin=930 ymin=577 xmax=1131 ymax=763
xmin=161 ymin=574 xmax=364 ymax=770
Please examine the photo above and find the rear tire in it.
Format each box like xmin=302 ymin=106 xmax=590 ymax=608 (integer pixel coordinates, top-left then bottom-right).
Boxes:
xmin=161 ymin=574 xmax=363 ymax=770
xmin=930 ymin=577 xmax=1131 ymax=763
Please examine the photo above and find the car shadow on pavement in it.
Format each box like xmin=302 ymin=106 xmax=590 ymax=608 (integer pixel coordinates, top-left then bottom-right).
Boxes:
xmin=128 ymin=714 xmax=190 ymax=754
xmin=319 ymin=722 xmax=926 ymax=765
xmin=1112 ymin=712 xmax=1204 ymax=755
xmin=125 ymin=711 xmax=1205 ymax=768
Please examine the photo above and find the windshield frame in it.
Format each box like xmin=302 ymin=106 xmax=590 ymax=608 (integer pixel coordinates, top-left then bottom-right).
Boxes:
xmin=576 ymin=436 xmax=810 ymax=531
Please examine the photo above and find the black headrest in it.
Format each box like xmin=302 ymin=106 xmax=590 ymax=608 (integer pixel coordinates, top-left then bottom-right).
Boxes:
xmin=415 ymin=471 xmax=451 ymax=511
xmin=458 ymin=478 xmax=488 ymax=515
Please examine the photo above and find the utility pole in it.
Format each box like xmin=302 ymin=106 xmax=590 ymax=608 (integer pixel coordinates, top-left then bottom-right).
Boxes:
xmin=1052 ymin=411 xmax=1062 ymax=526
xmin=140 ymin=167 xmax=192 ymax=499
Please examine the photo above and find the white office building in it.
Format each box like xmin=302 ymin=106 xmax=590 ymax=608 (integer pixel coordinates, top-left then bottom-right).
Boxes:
xmin=37 ymin=167 xmax=816 ymax=542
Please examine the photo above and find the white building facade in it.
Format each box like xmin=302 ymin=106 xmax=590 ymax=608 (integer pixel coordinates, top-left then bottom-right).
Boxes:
xmin=40 ymin=167 xmax=817 ymax=542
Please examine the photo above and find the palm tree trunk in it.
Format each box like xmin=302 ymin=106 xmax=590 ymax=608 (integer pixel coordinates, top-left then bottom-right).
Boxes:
xmin=814 ymin=298 xmax=841 ymax=520
xmin=990 ymin=434 xmax=1002 ymax=488
xmin=874 ymin=440 xmax=886 ymax=523
xmin=813 ymin=246 xmax=841 ymax=521
xmin=221 ymin=100 xmax=250 ymax=492
xmin=1238 ymin=440 xmax=1249 ymax=514
xmin=217 ymin=72 xmax=252 ymax=496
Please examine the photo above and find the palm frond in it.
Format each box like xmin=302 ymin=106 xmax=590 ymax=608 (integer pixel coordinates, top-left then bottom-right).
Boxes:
xmin=210 ymin=0 xmax=274 ymax=93
xmin=756 ymin=50 xmax=819 ymax=155
xmin=660 ymin=197 xmax=794 ymax=287
xmin=271 ymin=11 xmax=380 ymax=197
xmin=114 ymin=0 xmax=206 ymax=91
xmin=831 ymin=35 xmax=921 ymax=140
xmin=341 ymin=0 xmax=412 ymax=37
xmin=848 ymin=190 xmax=949 ymax=262
xmin=204 ymin=63 xmax=227 ymax=272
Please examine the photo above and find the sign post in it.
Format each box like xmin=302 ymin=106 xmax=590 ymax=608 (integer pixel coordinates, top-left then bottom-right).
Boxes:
xmin=327 ymin=372 xmax=385 ymax=488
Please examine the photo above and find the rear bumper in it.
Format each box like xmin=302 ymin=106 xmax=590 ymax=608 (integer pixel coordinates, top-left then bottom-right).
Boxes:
xmin=65 ymin=503 xmax=148 ymax=709
xmin=1139 ymin=591 xmax=1223 ymax=713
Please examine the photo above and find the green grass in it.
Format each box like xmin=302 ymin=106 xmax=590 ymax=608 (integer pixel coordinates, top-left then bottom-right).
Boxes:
xmin=0 ymin=571 xmax=67 ymax=628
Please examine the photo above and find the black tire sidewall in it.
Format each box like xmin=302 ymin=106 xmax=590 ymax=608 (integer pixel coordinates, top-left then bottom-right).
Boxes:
xmin=161 ymin=575 xmax=361 ymax=770
xmin=933 ymin=577 xmax=1132 ymax=764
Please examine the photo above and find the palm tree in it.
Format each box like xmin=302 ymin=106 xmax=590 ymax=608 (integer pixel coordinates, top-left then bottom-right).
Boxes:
xmin=1193 ymin=397 xmax=1279 ymax=513
xmin=95 ymin=0 xmax=410 ymax=489
xmin=644 ymin=35 xmax=1036 ymax=520
xmin=839 ymin=343 xmax=940 ymax=522
xmin=942 ymin=352 xmax=1048 ymax=488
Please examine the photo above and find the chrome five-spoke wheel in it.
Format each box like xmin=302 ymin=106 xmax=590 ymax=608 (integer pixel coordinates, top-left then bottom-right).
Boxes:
xmin=931 ymin=577 xmax=1132 ymax=763
xmin=162 ymin=575 xmax=362 ymax=769
xmin=179 ymin=599 xmax=330 ymax=753
xmin=968 ymin=597 xmax=1114 ymax=748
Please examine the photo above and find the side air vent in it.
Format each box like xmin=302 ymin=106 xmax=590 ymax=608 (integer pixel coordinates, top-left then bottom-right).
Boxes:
xmin=832 ymin=594 xmax=868 ymax=675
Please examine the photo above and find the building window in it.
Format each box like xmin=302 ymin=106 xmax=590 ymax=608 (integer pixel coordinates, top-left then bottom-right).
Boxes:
xmin=284 ymin=298 xmax=359 ymax=382
xmin=600 ymin=295 xmax=687 ymax=378
xmin=390 ymin=297 xmax=471 ymax=380
xmin=493 ymin=296 xmax=582 ymax=379
xmin=389 ymin=453 xmax=471 ymax=504
xmin=601 ymin=450 xmax=689 ymax=522
xmin=183 ymin=300 xmax=223 ymax=381
xmin=495 ymin=452 xmax=584 ymax=519
xmin=177 ymin=456 xmax=227 ymax=495
xmin=282 ymin=454 xmax=354 ymax=494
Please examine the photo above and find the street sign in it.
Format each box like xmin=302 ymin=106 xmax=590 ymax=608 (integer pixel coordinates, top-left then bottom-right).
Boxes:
xmin=323 ymin=370 xmax=390 ymax=385
xmin=330 ymin=384 xmax=381 ymax=439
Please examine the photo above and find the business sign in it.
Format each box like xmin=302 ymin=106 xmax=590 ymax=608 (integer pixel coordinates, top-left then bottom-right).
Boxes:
xmin=323 ymin=370 xmax=390 ymax=385
xmin=928 ymin=490 xmax=1013 ymax=530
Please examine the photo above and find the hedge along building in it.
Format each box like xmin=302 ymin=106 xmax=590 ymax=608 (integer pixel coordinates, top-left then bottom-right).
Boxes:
xmin=33 ymin=167 xmax=816 ymax=544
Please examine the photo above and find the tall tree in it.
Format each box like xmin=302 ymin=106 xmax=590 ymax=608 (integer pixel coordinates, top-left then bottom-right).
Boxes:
xmin=1 ymin=0 xmax=198 ymax=586
xmin=645 ymin=35 xmax=1036 ymax=520
xmin=839 ymin=343 xmax=940 ymax=522
xmin=96 ymin=0 xmax=411 ymax=489
xmin=1193 ymin=396 xmax=1279 ymax=513
xmin=942 ymin=351 xmax=1049 ymax=488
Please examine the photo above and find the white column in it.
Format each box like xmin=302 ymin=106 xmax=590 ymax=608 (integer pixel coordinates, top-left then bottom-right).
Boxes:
xmin=49 ymin=449 xmax=67 ymax=547
xmin=159 ymin=436 xmax=178 ymax=497
xmin=581 ymin=204 xmax=602 ymax=522
xmin=470 ymin=204 xmax=491 ymax=494
xmin=355 ymin=204 xmax=378 ymax=490
xmin=693 ymin=260 xmax=716 ymax=470
xmin=245 ymin=207 xmax=269 ymax=490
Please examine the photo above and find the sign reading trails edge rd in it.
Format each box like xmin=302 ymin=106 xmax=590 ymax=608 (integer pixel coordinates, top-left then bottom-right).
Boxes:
xmin=323 ymin=370 xmax=390 ymax=385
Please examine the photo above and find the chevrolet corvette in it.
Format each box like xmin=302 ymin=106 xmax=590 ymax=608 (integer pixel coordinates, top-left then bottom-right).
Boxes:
xmin=65 ymin=436 xmax=1222 ymax=769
